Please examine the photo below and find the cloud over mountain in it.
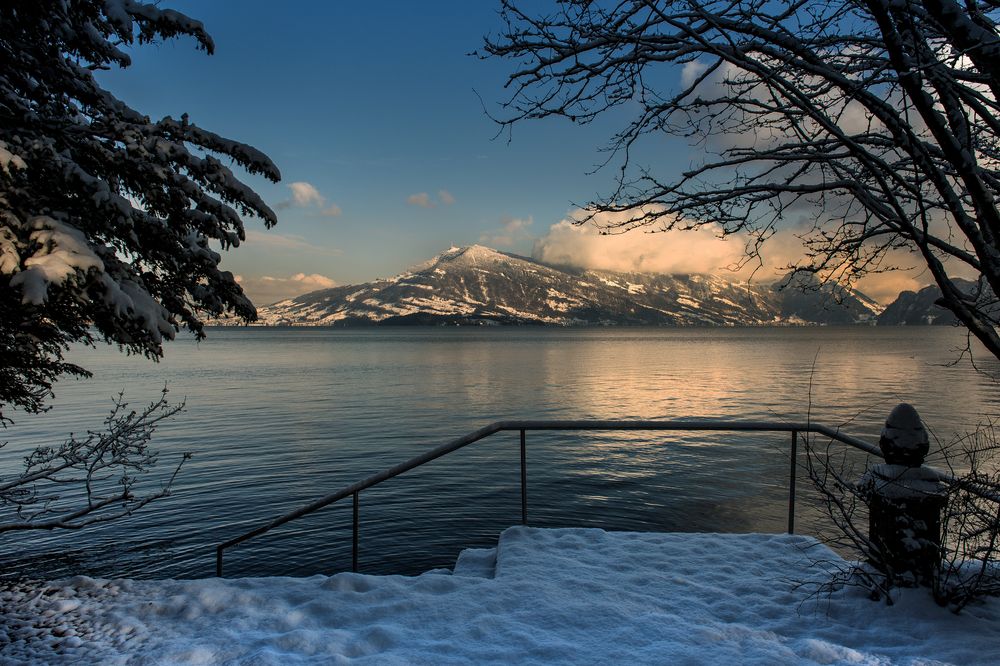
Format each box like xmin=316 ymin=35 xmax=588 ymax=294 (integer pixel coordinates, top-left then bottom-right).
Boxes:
xmin=236 ymin=273 xmax=337 ymax=306
xmin=531 ymin=210 xmax=936 ymax=304
xmin=252 ymin=244 xmax=881 ymax=327
xmin=481 ymin=216 xmax=533 ymax=247
xmin=532 ymin=213 xmax=745 ymax=276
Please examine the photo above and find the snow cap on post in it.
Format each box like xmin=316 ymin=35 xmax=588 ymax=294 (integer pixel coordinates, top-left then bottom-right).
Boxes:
xmin=879 ymin=403 xmax=929 ymax=467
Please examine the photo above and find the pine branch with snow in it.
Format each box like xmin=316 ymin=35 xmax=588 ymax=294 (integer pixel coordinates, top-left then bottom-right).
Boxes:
xmin=0 ymin=0 xmax=281 ymax=421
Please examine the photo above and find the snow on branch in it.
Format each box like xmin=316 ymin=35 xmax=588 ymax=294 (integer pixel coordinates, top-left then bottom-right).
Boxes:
xmin=0 ymin=388 xmax=189 ymax=533
xmin=0 ymin=1 xmax=281 ymax=419
xmin=484 ymin=0 xmax=1000 ymax=361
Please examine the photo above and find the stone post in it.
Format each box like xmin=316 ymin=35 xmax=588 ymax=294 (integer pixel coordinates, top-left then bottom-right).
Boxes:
xmin=860 ymin=403 xmax=946 ymax=587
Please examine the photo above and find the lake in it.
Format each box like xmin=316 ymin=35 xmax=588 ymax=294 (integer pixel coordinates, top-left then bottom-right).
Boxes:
xmin=1 ymin=326 xmax=997 ymax=580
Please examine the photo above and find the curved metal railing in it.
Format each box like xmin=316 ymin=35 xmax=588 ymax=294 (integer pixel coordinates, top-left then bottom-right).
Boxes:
xmin=215 ymin=419 xmax=882 ymax=576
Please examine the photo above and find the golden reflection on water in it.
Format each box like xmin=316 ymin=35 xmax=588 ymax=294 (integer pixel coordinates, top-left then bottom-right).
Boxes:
xmin=1 ymin=326 xmax=997 ymax=578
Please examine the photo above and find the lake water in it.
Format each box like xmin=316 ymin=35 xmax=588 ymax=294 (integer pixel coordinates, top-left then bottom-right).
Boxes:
xmin=1 ymin=327 xmax=998 ymax=580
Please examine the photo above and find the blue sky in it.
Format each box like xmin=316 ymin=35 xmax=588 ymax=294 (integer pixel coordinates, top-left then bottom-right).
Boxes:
xmin=95 ymin=1 xmax=931 ymax=305
xmin=96 ymin=1 xmax=692 ymax=303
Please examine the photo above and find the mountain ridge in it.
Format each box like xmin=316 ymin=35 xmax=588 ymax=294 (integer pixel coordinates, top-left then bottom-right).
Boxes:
xmin=244 ymin=244 xmax=883 ymax=327
xmin=876 ymin=278 xmax=999 ymax=326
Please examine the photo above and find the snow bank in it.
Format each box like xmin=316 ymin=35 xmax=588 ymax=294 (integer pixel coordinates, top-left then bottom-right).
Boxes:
xmin=2 ymin=528 xmax=998 ymax=664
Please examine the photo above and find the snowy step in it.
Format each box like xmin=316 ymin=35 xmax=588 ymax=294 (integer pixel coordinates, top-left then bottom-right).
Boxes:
xmin=451 ymin=547 xmax=497 ymax=578
xmin=9 ymin=528 xmax=996 ymax=664
xmin=493 ymin=525 xmax=827 ymax=584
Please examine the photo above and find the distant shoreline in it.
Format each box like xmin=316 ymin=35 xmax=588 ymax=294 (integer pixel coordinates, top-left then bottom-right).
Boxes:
xmin=202 ymin=320 xmax=942 ymax=329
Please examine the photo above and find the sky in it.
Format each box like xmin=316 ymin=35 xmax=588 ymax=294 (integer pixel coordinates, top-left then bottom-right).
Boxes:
xmin=96 ymin=1 xmax=926 ymax=305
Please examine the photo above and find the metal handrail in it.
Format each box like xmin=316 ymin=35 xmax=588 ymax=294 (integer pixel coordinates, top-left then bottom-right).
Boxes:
xmin=215 ymin=419 xmax=882 ymax=576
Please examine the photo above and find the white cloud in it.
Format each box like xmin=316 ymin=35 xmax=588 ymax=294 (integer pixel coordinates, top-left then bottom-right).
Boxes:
xmin=278 ymin=181 xmax=342 ymax=216
xmin=547 ymin=50 xmax=953 ymax=303
xmin=288 ymin=182 xmax=325 ymax=207
xmin=407 ymin=192 xmax=435 ymax=208
xmin=533 ymin=211 xmax=745 ymax=276
xmin=481 ymin=216 xmax=534 ymax=247
xmin=236 ymin=272 xmax=337 ymax=305
xmin=681 ymin=60 xmax=709 ymax=88
xmin=531 ymin=210 xmax=946 ymax=303
xmin=679 ymin=58 xmax=907 ymax=157
xmin=407 ymin=190 xmax=455 ymax=208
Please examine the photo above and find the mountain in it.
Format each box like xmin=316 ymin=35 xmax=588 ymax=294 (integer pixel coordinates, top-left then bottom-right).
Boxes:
xmin=877 ymin=278 xmax=998 ymax=325
xmin=775 ymin=271 xmax=884 ymax=325
xmin=878 ymin=283 xmax=962 ymax=326
xmin=250 ymin=245 xmax=881 ymax=327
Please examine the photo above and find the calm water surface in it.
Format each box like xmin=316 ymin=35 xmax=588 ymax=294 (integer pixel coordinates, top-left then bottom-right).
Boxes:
xmin=1 ymin=327 xmax=997 ymax=579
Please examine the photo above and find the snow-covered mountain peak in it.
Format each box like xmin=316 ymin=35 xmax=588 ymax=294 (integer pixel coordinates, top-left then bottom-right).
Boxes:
xmin=402 ymin=245 xmax=516 ymax=276
xmin=242 ymin=244 xmax=882 ymax=327
xmin=435 ymin=244 xmax=512 ymax=266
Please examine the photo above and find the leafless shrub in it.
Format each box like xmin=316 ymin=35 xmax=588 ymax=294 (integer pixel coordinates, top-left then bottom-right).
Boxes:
xmin=802 ymin=424 xmax=1000 ymax=613
xmin=933 ymin=421 xmax=1000 ymax=612
xmin=0 ymin=388 xmax=189 ymax=533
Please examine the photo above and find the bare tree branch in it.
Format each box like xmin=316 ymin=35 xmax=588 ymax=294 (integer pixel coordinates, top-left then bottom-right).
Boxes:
xmin=0 ymin=387 xmax=189 ymax=533
xmin=484 ymin=0 xmax=1000 ymax=360
xmin=801 ymin=421 xmax=1000 ymax=611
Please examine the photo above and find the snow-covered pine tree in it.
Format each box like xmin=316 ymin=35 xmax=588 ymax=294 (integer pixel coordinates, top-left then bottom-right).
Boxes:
xmin=0 ymin=0 xmax=280 ymax=422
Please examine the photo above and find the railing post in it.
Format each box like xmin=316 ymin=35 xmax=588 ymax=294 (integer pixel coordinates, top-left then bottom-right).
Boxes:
xmin=352 ymin=491 xmax=359 ymax=573
xmin=861 ymin=404 xmax=945 ymax=587
xmin=520 ymin=429 xmax=528 ymax=525
xmin=213 ymin=420 xmax=884 ymax=576
xmin=788 ymin=430 xmax=797 ymax=534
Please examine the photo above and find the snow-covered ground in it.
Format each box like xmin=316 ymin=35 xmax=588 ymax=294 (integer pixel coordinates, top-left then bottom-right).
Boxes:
xmin=3 ymin=527 xmax=998 ymax=664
